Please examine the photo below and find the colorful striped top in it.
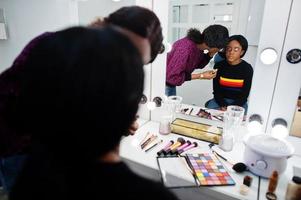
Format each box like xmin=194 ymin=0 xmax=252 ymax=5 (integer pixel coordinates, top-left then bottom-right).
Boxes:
xmin=212 ymin=60 xmax=253 ymax=107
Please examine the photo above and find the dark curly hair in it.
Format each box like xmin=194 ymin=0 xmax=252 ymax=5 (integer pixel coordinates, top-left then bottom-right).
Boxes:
xmin=105 ymin=6 xmax=163 ymax=63
xmin=186 ymin=28 xmax=202 ymax=44
xmin=202 ymin=24 xmax=229 ymax=49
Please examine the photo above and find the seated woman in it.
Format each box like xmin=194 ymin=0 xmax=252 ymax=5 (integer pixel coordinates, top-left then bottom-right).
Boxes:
xmin=206 ymin=35 xmax=253 ymax=113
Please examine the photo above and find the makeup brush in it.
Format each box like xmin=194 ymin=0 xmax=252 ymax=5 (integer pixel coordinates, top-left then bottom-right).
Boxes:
xmin=213 ymin=150 xmax=247 ymax=173
xmin=139 ymin=132 xmax=152 ymax=146
xmin=163 ymin=137 xmax=185 ymax=155
xmin=209 ymin=143 xmax=247 ymax=173
xmin=178 ymin=142 xmax=198 ymax=154
xmin=141 ymin=135 xmax=157 ymax=149
xmin=145 ymin=140 xmax=163 ymax=152
xmin=157 ymin=140 xmax=174 ymax=156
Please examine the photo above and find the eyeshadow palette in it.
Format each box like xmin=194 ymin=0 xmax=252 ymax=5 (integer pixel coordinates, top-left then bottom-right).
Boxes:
xmin=186 ymin=153 xmax=235 ymax=186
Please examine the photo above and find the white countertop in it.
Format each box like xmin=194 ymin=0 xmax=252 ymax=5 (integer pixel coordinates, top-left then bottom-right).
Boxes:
xmin=120 ymin=119 xmax=301 ymax=200
xmin=120 ymin=120 xmax=259 ymax=200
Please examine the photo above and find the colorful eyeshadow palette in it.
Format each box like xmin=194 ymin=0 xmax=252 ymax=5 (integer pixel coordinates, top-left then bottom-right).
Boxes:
xmin=186 ymin=153 xmax=235 ymax=186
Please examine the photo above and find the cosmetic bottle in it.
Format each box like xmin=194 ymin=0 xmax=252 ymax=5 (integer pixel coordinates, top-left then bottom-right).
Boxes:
xmin=266 ymin=171 xmax=278 ymax=200
xmin=159 ymin=115 xmax=172 ymax=135
xmin=285 ymin=176 xmax=301 ymax=200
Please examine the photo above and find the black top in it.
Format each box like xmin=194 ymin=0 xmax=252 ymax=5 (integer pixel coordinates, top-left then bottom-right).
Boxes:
xmin=10 ymin=152 xmax=179 ymax=200
xmin=213 ymin=60 xmax=253 ymax=107
xmin=0 ymin=32 xmax=53 ymax=157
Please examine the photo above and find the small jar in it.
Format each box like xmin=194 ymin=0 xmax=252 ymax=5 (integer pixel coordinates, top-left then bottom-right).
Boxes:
xmin=285 ymin=176 xmax=301 ymax=200
xmin=159 ymin=115 xmax=172 ymax=135
xmin=219 ymin=133 xmax=234 ymax=152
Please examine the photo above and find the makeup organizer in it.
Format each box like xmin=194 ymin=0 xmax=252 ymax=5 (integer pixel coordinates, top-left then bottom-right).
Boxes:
xmin=170 ymin=118 xmax=222 ymax=144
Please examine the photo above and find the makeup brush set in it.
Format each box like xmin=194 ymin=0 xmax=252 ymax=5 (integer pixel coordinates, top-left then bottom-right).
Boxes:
xmin=156 ymin=137 xmax=198 ymax=156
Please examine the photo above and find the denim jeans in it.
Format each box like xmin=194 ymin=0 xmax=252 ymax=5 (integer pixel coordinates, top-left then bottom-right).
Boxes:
xmin=206 ymin=98 xmax=248 ymax=114
xmin=214 ymin=52 xmax=225 ymax=63
xmin=165 ymin=85 xmax=176 ymax=96
xmin=0 ymin=154 xmax=27 ymax=193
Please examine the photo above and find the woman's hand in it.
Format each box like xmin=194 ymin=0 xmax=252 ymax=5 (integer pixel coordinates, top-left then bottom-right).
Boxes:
xmin=200 ymin=69 xmax=217 ymax=80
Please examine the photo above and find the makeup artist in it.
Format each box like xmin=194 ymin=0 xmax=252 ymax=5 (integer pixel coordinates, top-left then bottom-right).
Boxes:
xmin=165 ymin=25 xmax=229 ymax=96
xmin=0 ymin=6 xmax=163 ymax=195
xmin=9 ymin=26 xmax=178 ymax=200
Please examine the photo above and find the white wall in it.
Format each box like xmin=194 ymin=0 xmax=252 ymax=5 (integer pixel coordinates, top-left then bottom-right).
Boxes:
xmin=0 ymin=0 xmax=153 ymax=121
xmin=0 ymin=0 xmax=78 ymax=73
xmin=78 ymin=0 xmax=135 ymax=25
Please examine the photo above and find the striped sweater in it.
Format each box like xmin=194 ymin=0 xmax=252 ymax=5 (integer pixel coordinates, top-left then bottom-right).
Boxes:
xmin=213 ymin=60 xmax=253 ymax=107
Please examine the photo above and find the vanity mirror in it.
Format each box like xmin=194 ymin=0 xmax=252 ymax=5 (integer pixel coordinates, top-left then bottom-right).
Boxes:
xmin=151 ymin=0 xmax=301 ymax=137
xmin=165 ymin=0 xmax=264 ymax=108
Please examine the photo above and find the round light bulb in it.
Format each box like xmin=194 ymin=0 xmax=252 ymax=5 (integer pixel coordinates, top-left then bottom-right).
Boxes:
xmin=271 ymin=124 xmax=288 ymax=139
xmin=247 ymin=120 xmax=262 ymax=135
xmin=146 ymin=101 xmax=156 ymax=110
xmin=260 ymin=48 xmax=278 ymax=65
xmin=271 ymin=118 xmax=289 ymax=140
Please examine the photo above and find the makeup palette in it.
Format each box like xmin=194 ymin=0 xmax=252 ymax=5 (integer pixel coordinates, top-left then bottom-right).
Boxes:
xmin=186 ymin=153 xmax=235 ymax=186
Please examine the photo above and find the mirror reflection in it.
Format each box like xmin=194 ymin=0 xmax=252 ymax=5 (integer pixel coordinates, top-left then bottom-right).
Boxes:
xmin=165 ymin=0 xmax=265 ymax=116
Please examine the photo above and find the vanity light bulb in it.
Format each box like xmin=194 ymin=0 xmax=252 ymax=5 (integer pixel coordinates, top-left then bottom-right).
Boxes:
xmin=247 ymin=114 xmax=263 ymax=136
xmin=247 ymin=120 xmax=262 ymax=135
xmin=147 ymin=101 xmax=156 ymax=110
xmin=271 ymin=118 xmax=288 ymax=140
xmin=271 ymin=124 xmax=288 ymax=140
xmin=260 ymin=48 xmax=278 ymax=65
